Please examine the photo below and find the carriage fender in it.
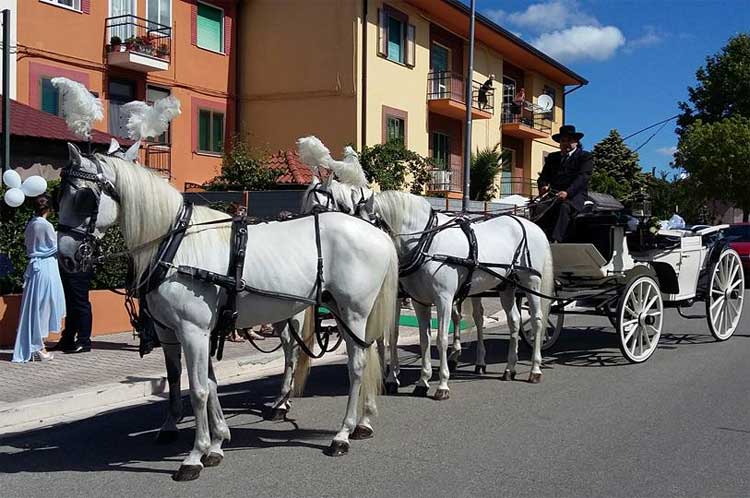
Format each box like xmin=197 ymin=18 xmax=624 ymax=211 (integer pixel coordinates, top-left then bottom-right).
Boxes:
xmin=648 ymin=262 xmax=680 ymax=295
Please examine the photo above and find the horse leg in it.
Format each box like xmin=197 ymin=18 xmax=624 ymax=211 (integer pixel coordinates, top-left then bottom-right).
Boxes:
xmin=524 ymin=283 xmax=544 ymax=384
xmin=156 ymin=328 xmax=182 ymax=444
xmin=172 ymin=325 xmax=212 ymax=482
xmin=384 ymin=305 xmax=401 ymax=395
xmin=329 ymin=330 xmax=368 ymax=456
xmin=433 ymin=299 xmax=452 ymax=401
xmin=473 ymin=298 xmax=487 ymax=374
xmin=500 ymin=288 xmax=521 ymax=381
xmin=202 ymin=358 xmax=231 ymax=468
xmin=447 ymin=304 xmax=461 ymax=373
xmin=267 ymin=319 xmax=297 ymax=420
xmin=412 ymin=300 xmax=432 ymax=397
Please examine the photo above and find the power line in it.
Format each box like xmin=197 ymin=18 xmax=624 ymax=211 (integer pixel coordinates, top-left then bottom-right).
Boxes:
xmin=622 ymin=114 xmax=680 ymax=141
xmin=633 ymin=120 xmax=670 ymax=153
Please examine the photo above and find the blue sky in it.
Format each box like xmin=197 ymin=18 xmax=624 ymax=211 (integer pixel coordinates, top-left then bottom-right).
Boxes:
xmin=474 ymin=0 xmax=750 ymax=176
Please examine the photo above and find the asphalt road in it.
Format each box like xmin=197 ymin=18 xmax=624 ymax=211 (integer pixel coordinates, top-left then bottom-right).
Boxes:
xmin=2 ymin=293 xmax=749 ymax=498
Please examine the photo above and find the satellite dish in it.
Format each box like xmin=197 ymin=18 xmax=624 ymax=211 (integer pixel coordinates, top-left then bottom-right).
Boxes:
xmin=537 ymin=94 xmax=554 ymax=112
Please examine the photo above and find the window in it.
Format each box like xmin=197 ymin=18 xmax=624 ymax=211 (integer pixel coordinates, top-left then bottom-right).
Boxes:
xmin=431 ymin=132 xmax=450 ymax=169
xmin=40 ymin=78 xmax=61 ymax=116
xmin=197 ymin=2 xmax=224 ymax=53
xmin=543 ymin=86 xmax=556 ymax=121
xmin=41 ymin=0 xmax=81 ymax=11
xmin=198 ymin=109 xmax=224 ymax=153
xmin=386 ymin=117 xmax=404 ymax=144
xmin=108 ymin=79 xmax=136 ymax=139
xmin=147 ymin=86 xmax=171 ymax=144
xmin=148 ymin=0 xmax=171 ymax=28
xmin=378 ymin=6 xmax=415 ymax=66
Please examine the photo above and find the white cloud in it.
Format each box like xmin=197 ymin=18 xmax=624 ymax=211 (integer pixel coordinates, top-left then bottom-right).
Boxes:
xmin=656 ymin=146 xmax=677 ymax=156
xmin=505 ymin=1 xmax=599 ymax=33
xmin=484 ymin=8 xmax=506 ymax=25
xmin=625 ymin=26 xmax=664 ymax=53
xmin=532 ymin=26 xmax=625 ymax=62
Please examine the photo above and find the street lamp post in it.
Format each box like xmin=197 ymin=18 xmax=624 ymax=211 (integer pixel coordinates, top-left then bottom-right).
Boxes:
xmin=462 ymin=0 xmax=476 ymax=211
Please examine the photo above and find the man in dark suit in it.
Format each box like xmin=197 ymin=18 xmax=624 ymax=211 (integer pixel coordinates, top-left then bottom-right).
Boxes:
xmin=537 ymin=124 xmax=594 ymax=242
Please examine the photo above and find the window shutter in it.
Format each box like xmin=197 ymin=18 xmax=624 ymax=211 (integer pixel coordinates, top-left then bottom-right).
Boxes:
xmin=377 ymin=9 xmax=387 ymax=56
xmin=197 ymin=3 xmax=224 ymax=52
xmin=405 ymin=24 xmax=416 ymax=67
xmin=81 ymin=0 xmax=90 ymax=14
xmin=191 ymin=2 xmax=198 ymax=45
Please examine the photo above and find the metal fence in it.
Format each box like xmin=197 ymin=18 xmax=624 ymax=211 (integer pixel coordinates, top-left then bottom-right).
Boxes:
xmin=501 ymin=101 xmax=552 ymax=134
xmin=427 ymin=71 xmax=495 ymax=113
xmin=106 ymin=14 xmax=172 ymax=61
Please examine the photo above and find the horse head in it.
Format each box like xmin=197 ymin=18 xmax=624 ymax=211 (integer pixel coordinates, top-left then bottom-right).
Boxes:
xmin=57 ymin=143 xmax=121 ymax=273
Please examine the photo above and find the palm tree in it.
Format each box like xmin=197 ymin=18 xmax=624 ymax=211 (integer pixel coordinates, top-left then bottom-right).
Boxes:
xmin=470 ymin=144 xmax=503 ymax=201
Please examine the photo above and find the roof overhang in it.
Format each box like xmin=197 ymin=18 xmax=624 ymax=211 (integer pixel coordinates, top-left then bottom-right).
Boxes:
xmin=404 ymin=0 xmax=588 ymax=86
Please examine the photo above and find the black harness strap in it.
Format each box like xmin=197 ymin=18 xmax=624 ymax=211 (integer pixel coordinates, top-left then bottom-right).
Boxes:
xmin=398 ymin=209 xmax=438 ymax=277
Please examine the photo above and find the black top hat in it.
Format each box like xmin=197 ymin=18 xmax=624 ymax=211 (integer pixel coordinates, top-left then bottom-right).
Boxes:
xmin=552 ymin=124 xmax=584 ymax=143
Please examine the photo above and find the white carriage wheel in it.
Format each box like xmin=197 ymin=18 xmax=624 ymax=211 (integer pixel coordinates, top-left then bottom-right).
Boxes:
xmin=617 ymin=275 xmax=662 ymax=363
xmin=518 ymin=296 xmax=564 ymax=351
xmin=706 ymin=249 xmax=745 ymax=341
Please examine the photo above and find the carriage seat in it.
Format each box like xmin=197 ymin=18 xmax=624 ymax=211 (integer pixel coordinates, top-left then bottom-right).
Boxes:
xmin=566 ymin=193 xmax=627 ymax=261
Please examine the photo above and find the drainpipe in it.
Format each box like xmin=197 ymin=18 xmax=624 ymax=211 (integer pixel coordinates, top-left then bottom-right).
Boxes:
xmin=461 ymin=0 xmax=475 ymax=211
xmin=234 ymin=0 xmax=243 ymax=139
xmin=360 ymin=0 xmax=367 ymax=150
xmin=2 ymin=9 xmax=10 ymax=173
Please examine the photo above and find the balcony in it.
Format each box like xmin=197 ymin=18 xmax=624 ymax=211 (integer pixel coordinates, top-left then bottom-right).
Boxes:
xmin=426 ymin=168 xmax=463 ymax=198
xmin=497 ymin=176 xmax=538 ymax=198
xmin=501 ymin=101 xmax=552 ymax=139
xmin=106 ymin=15 xmax=171 ymax=72
xmin=139 ymin=142 xmax=171 ymax=179
xmin=427 ymin=71 xmax=494 ymax=121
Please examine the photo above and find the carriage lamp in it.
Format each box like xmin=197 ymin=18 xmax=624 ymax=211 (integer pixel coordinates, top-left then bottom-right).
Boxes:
xmin=631 ymin=198 xmax=652 ymax=218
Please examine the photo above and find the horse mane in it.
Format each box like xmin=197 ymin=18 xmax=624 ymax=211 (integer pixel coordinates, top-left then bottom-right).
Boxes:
xmin=98 ymin=154 xmax=230 ymax=279
xmin=372 ymin=190 xmax=431 ymax=236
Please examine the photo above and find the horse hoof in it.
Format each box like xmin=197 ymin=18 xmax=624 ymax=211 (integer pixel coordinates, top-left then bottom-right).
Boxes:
xmin=433 ymin=388 xmax=450 ymax=401
xmin=413 ymin=385 xmax=429 ymax=398
xmin=384 ymin=382 xmax=399 ymax=395
xmin=172 ymin=464 xmax=202 ymax=482
xmin=350 ymin=425 xmax=374 ymax=440
xmin=155 ymin=430 xmax=179 ymax=444
xmin=326 ymin=440 xmax=349 ymax=457
xmin=528 ymin=373 xmax=542 ymax=384
xmin=264 ymin=407 xmax=288 ymax=421
xmin=200 ymin=452 xmax=224 ymax=468
xmin=500 ymin=370 xmax=516 ymax=381
xmin=448 ymin=360 xmax=458 ymax=373
xmin=474 ymin=365 xmax=487 ymax=374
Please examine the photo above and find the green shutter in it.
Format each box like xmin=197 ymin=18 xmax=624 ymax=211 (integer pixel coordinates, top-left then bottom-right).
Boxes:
xmin=197 ymin=3 xmax=223 ymax=52
xmin=199 ymin=110 xmax=211 ymax=151
xmin=212 ymin=113 xmax=224 ymax=153
xmin=387 ymin=16 xmax=402 ymax=63
xmin=41 ymin=79 xmax=59 ymax=116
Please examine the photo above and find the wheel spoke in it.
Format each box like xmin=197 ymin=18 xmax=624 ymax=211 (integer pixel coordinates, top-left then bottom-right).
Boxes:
xmin=642 ymin=284 xmax=652 ymax=308
xmin=637 ymin=327 xmax=643 ymax=355
xmin=641 ymin=326 xmax=652 ymax=350
xmin=716 ymin=304 xmax=725 ymax=333
xmin=622 ymin=318 xmax=638 ymax=328
xmin=643 ymin=295 xmax=659 ymax=313
xmin=623 ymin=325 xmax=636 ymax=345
xmin=625 ymin=304 xmax=637 ymax=316
xmin=729 ymin=278 xmax=744 ymax=292
xmin=711 ymin=295 xmax=725 ymax=312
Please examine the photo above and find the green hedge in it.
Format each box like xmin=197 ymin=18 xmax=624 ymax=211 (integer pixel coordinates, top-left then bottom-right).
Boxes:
xmin=0 ymin=182 xmax=128 ymax=295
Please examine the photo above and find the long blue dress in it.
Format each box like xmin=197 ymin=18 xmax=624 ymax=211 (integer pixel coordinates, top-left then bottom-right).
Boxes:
xmin=11 ymin=216 xmax=66 ymax=363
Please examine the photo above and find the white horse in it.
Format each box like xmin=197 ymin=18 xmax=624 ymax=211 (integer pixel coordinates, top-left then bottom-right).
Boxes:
xmin=56 ymin=145 xmax=399 ymax=480
xmin=301 ymin=175 xmax=553 ymax=398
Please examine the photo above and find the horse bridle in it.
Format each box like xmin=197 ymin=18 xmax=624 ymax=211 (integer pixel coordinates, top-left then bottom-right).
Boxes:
xmin=305 ymin=182 xmax=350 ymax=214
xmin=58 ymin=155 xmax=121 ymax=272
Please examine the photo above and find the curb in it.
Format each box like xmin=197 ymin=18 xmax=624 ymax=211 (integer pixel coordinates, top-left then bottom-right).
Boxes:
xmin=0 ymin=314 xmax=508 ymax=436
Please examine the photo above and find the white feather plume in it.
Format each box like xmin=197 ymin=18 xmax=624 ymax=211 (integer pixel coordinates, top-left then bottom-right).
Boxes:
xmin=123 ymin=96 xmax=181 ymax=140
xmin=296 ymin=136 xmax=331 ymax=176
xmin=51 ymin=77 xmax=104 ymax=139
xmin=326 ymin=146 xmax=368 ymax=187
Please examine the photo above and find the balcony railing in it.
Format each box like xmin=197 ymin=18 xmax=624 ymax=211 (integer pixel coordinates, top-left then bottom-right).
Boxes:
xmin=427 ymin=71 xmax=495 ymax=116
xmin=501 ymin=101 xmax=552 ymax=137
xmin=497 ymin=176 xmax=538 ymax=198
xmin=106 ymin=15 xmax=171 ymax=70
xmin=139 ymin=142 xmax=171 ymax=178
xmin=427 ymin=167 xmax=463 ymax=194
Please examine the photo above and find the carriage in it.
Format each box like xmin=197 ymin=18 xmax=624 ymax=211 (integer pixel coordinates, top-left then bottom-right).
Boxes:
xmin=517 ymin=195 xmax=746 ymax=363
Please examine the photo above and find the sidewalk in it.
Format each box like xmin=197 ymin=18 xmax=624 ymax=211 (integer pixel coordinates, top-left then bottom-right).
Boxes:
xmin=0 ymin=307 xmax=507 ymax=435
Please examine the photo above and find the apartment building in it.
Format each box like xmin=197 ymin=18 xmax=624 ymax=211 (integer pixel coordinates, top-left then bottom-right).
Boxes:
xmin=239 ymin=0 xmax=586 ymax=198
xmin=10 ymin=0 xmax=238 ymax=190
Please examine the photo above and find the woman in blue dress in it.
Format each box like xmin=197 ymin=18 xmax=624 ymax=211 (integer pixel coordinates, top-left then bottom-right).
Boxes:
xmin=11 ymin=195 xmax=66 ymax=362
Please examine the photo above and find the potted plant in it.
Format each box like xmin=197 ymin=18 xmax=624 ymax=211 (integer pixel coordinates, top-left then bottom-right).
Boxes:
xmin=109 ymin=35 xmax=123 ymax=52
xmin=123 ymin=36 xmax=136 ymax=51
xmin=156 ymin=43 xmax=169 ymax=59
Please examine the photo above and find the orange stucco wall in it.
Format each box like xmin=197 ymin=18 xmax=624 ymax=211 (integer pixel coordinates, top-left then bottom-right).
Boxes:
xmin=15 ymin=0 xmax=237 ymax=189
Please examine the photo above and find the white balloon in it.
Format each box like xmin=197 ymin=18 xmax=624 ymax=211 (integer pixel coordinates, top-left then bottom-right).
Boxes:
xmin=21 ymin=176 xmax=48 ymax=197
xmin=2 ymin=170 xmax=21 ymax=189
xmin=4 ymin=188 xmax=25 ymax=207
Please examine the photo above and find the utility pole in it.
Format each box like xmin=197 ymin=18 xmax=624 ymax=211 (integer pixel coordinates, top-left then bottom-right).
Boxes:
xmin=2 ymin=9 xmax=10 ymax=173
xmin=461 ymin=0 xmax=475 ymax=211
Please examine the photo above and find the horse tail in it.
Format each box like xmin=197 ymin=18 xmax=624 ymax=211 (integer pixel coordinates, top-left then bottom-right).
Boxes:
xmin=539 ymin=242 xmax=555 ymax=326
xmin=359 ymin=342 xmax=383 ymax=416
xmin=292 ymin=307 xmax=315 ymax=397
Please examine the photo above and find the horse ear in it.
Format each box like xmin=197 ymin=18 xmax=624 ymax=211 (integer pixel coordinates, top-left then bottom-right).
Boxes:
xmin=365 ymin=194 xmax=375 ymax=213
xmin=67 ymin=142 xmax=82 ymax=168
xmin=107 ymin=138 xmax=121 ymax=155
xmin=323 ymin=174 xmax=333 ymax=188
xmin=124 ymin=140 xmax=141 ymax=162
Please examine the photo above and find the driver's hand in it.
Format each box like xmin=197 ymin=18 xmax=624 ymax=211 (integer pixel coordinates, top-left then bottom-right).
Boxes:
xmin=557 ymin=191 xmax=568 ymax=200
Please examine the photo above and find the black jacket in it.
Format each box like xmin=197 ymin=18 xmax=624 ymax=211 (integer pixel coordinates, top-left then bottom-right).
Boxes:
xmin=537 ymin=148 xmax=594 ymax=211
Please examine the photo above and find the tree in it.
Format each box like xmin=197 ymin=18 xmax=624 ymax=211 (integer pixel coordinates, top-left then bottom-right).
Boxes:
xmin=358 ymin=140 xmax=433 ymax=194
xmin=677 ymin=34 xmax=750 ymax=137
xmin=591 ymin=129 xmax=647 ymax=205
xmin=469 ymin=144 xmax=502 ymax=201
xmin=675 ymin=116 xmax=750 ymax=221
xmin=206 ymin=134 xmax=278 ymax=191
